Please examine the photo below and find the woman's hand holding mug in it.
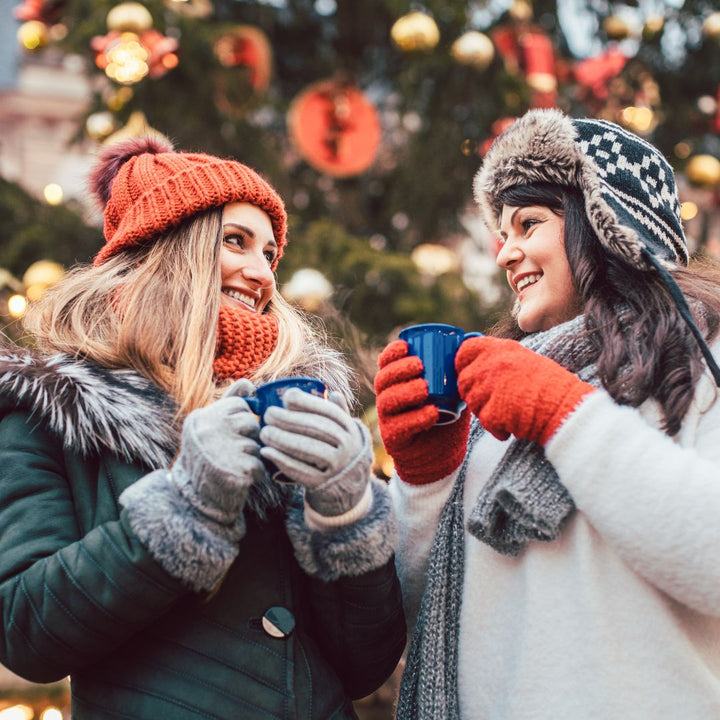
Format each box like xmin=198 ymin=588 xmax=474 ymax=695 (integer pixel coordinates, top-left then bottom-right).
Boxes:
xmin=258 ymin=388 xmax=372 ymax=517
xmin=375 ymin=323 xmax=480 ymax=485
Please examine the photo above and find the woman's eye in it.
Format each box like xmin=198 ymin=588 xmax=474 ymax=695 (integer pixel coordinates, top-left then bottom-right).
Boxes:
xmin=264 ymin=250 xmax=276 ymax=264
xmin=520 ymin=218 xmax=540 ymax=233
xmin=223 ymin=233 xmax=244 ymax=248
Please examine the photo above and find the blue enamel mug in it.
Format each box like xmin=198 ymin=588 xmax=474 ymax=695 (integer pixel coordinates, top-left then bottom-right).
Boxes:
xmin=245 ymin=377 xmax=327 ymax=425
xmin=399 ymin=323 xmax=483 ymax=425
xmin=245 ymin=377 xmax=327 ymax=483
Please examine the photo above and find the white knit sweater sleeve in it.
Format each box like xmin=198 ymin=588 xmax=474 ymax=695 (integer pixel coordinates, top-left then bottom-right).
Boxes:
xmin=545 ymin=369 xmax=720 ymax=616
xmin=388 ymin=471 xmax=457 ymax=632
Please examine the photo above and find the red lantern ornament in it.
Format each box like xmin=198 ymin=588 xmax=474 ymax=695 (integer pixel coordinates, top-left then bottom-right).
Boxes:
xmin=490 ymin=26 xmax=521 ymax=74
xmin=288 ymin=80 xmax=381 ymax=177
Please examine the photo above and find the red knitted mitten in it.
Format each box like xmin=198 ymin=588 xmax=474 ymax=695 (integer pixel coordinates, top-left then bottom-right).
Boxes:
xmin=455 ymin=336 xmax=596 ymax=446
xmin=375 ymin=340 xmax=471 ymax=485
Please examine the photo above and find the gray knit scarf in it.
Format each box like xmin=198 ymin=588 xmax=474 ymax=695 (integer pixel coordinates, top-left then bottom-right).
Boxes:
xmin=396 ymin=314 xmax=601 ymax=720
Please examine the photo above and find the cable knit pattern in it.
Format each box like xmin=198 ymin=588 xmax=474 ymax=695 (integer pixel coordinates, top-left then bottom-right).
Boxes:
xmin=213 ymin=306 xmax=278 ymax=381
xmin=90 ymin=137 xmax=287 ymax=267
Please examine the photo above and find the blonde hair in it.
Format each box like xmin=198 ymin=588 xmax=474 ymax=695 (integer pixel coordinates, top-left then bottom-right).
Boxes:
xmin=23 ymin=208 xmax=354 ymax=419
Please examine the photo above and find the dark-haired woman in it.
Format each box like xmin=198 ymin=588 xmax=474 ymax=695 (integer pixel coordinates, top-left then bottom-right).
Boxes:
xmin=375 ymin=108 xmax=720 ymax=719
xmin=0 ymin=137 xmax=405 ymax=719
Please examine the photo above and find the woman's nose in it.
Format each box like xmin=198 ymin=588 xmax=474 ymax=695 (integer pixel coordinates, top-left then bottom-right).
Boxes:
xmin=241 ymin=251 xmax=274 ymax=286
xmin=496 ymin=238 xmax=522 ymax=269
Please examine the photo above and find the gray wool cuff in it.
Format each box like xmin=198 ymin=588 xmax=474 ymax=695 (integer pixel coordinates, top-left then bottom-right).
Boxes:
xmin=285 ymin=478 xmax=398 ymax=582
xmin=120 ymin=469 xmax=246 ymax=592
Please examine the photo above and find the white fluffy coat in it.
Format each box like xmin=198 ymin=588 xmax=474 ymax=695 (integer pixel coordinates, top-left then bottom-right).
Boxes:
xmin=391 ymin=346 xmax=720 ymax=719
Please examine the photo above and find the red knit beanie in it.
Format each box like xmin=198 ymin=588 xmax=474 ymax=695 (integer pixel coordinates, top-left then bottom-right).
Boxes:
xmin=89 ymin=136 xmax=287 ymax=268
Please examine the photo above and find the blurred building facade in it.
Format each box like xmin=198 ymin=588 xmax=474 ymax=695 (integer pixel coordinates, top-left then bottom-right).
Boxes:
xmin=0 ymin=0 xmax=95 ymax=213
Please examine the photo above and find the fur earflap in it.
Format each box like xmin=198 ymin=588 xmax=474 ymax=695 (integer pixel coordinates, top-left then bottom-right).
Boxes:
xmin=89 ymin=135 xmax=175 ymax=207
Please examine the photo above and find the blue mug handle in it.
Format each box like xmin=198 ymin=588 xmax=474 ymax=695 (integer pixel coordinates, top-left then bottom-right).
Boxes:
xmin=432 ymin=331 xmax=483 ymax=426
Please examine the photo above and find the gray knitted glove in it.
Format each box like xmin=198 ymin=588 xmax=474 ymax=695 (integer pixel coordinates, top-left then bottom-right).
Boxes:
xmin=259 ymin=388 xmax=372 ymax=517
xmin=119 ymin=379 xmax=266 ymax=592
xmin=172 ymin=379 xmax=265 ymax=533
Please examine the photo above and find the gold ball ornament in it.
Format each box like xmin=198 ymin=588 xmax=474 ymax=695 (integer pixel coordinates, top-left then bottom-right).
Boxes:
xmin=86 ymin=111 xmax=117 ymax=140
xmin=603 ymin=14 xmax=631 ymax=40
xmin=509 ymin=0 xmax=533 ymax=22
xmin=107 ymin=2 xmax=154 ymax=33
xmin=642 ymin=14 xmax=664 ymax=39
xmin=686 ymin=154 xmax=720 ymax=187
xmin=17 ymin=20 xmax=49 ymax=50
xmin=390 ymin=11 xmax=440 ymax=52
xmin=451 ymin=31 xmax=494 ymax=71
xmin=703 ymin=12 xmax=720 ymax=40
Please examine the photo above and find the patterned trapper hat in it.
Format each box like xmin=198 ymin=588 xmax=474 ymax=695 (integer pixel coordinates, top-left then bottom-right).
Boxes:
xmin=474 ymin=108 xmax=688 ymax=269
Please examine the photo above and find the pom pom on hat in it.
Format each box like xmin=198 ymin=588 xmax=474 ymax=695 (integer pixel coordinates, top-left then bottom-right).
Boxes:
xmin=89 ymin=136 xmax=174 ymax=207
xmin=91 ymin=136 xmax=287 ymax=268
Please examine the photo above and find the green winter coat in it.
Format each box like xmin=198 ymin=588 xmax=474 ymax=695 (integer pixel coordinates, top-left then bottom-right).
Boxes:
xmin=0 ymin=350 xmax=405 ymax=719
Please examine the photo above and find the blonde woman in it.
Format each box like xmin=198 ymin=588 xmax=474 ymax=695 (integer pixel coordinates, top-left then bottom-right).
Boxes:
xmin=0 ymin=137 xmax=404 ymax=720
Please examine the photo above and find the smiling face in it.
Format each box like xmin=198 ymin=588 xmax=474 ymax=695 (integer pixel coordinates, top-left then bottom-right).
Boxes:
xmin=496 ymin=203 xmax=581 ymax=333
xmin=219 ymin=202 xmax=278 ymax=314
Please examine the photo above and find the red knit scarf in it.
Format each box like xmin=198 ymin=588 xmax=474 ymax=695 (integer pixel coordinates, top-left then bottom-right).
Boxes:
xmin=213 ymin=306 xmax=279 ymax=381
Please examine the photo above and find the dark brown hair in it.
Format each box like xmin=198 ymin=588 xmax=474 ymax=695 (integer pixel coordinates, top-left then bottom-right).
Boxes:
xmin=491 ymin=183 xmax=720 ymax=435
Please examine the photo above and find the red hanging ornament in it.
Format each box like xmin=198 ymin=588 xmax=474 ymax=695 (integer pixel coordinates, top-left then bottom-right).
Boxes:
xmin=491 ymin=25 xmax=558 ymax=108
xmin=213 ymin=25 xmax=272 ymax=93
xmin=490 ymin=26 xmax=522 ymax=74
xmin=574 ymin=48 xmax=628 ymax=100
xmin=288 ymin=79 xmax=381 ymax=177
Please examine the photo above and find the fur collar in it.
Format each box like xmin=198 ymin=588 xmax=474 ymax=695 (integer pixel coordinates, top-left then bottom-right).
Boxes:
xmin=0 ymin=349 xmax=178 ymax=469
xmin=0 ymin=345 xmax=355 ymax=516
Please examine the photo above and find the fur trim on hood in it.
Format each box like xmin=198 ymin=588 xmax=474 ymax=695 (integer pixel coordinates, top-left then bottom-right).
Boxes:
xmin=0 ymin=348 xmax=177 ymax=469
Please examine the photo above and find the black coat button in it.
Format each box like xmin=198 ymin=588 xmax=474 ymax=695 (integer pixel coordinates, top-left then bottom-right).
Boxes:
xmin=262 ymin=606 xmax=295 ymax=638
